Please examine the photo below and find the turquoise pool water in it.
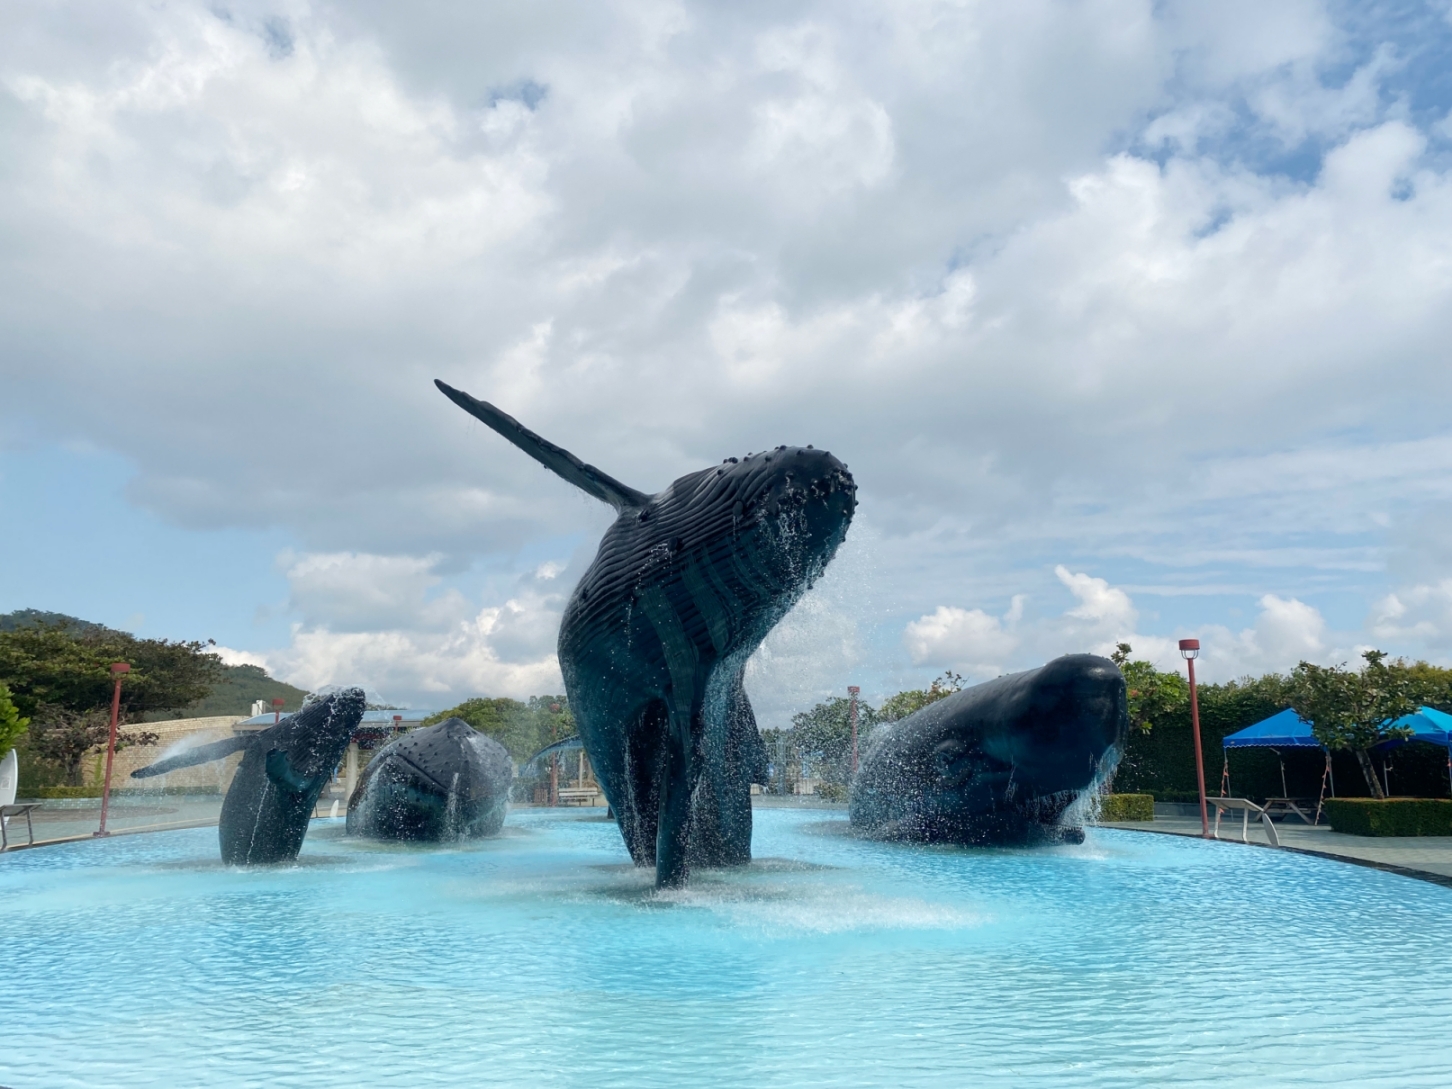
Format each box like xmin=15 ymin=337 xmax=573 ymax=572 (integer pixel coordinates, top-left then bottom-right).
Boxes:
xmin=4 ymin=808 xmax=1451 ymax=1088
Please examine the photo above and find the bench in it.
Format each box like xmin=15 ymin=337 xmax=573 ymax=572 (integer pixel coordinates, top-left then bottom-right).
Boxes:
xmin=1210 ymin=797 xmax=1280 ymax=847
xmin=1 ymin=803 xmax=42 ymax=850
xmin=555 ymin=787 xmax=604 ymax=807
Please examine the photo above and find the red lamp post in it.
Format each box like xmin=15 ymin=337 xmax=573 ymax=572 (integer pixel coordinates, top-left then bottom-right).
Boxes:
xmin=1179 ymin=638 xmax=1209 ymax=838
xmin=95 ymin=662 xmax=131 ymax=837
xmin=271 ymin=697 xmax=285 ymax=724
xmin=848 ymin=686 xmax=861 ymax=776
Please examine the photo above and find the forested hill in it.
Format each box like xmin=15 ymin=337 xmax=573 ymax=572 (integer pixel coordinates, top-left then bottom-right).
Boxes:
xmin=153 ymin=664 xmax=309 ymax=719
xmin=0 ymin=609 xmax=307 ymax=718
xmin=0 ymin=608 xmax=110 ymax=633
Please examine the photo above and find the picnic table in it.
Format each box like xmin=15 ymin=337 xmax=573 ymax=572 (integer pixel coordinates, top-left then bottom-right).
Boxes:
xmin=1 ymin=803 xmax=42 ymax=850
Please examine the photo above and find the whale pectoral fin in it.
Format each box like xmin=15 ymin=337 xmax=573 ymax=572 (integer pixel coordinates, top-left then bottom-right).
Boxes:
xmin=265 ymin=749 xmax=323 ymax=795
xmin=130 ymin=735 xmax=249 ymax=779
xmin=434 ymin=380 xmax=649 ymax=512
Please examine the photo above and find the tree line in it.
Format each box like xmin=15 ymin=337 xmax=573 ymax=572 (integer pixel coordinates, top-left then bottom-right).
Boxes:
xmin=1112 ymin=644 xmax=1452 ymax=801
xmin=422 ymin=696 xmax=576 ymax=764
xmin=0 ymin=613 xmax=224 ymax=786
xmin=770 ymin=648 xmax=1452 ymax=802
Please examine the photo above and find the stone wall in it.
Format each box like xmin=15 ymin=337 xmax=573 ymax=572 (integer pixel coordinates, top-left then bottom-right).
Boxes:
xmin=83 ymin=716 xmax=245 ymax=792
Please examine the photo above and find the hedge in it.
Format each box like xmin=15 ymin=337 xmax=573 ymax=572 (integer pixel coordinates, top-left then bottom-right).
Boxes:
xmin=23 ymin=785 xmax=222 ymax=800
xmin=1323 ymin=798 xmax=1452 ymax=837
xmin=26 ymin=785 xmax=103 ymax=799
xmin=1099 ymin=794 xmax=1154 ymax=821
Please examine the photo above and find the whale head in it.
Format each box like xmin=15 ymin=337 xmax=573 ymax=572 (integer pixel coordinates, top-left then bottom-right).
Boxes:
xmin=271 ymin=686 xmax=367 ymax=779
xmin=853 ymin=655 xmax=1128 ymax=845
xmin=602 ymin=444 xmax=857 ymax=634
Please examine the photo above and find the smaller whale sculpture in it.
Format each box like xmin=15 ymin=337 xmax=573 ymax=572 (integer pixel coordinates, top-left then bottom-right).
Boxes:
xmin=850 ymin=655 xmax=1127 ymax=845
xmin=346 ymin=717 xmax=512 ymax=841
xmin=132 ymin=688 xmax=365 ymax=864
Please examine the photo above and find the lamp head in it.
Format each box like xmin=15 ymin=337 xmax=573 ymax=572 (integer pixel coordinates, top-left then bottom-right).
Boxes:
xmin=1178 ymin=638 xmax=1200 ymax=661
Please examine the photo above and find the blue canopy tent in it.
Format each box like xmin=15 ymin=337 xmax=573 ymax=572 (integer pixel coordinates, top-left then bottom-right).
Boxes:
xmin=1220 ymin=709 xmax=1331 ymax=822
xmin=1375 ymin=707 xmax=1452 ymax=797
xmin=1222 ymin=709 xmax=1322 ymax=750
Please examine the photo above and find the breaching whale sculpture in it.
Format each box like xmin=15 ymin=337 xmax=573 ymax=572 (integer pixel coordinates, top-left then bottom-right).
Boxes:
xmin=850 ymin=655 xmax=1128 ymax=845
xmin=346 ymin=717 xmax=512 ymax=841
xmin=436 ymin=380 xmax=856 ymax=885
xmin=132 ymin=688 xmax=366 ymax=864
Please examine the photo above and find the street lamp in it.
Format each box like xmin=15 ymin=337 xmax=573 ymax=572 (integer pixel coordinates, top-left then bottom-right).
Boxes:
xmin=95 ymin=662 xmax=130 ymax=837
xmin=1179 ymin=638 xmax=1209 ymax=838
xmin=847 ymin=687 xmax=861 ymax=776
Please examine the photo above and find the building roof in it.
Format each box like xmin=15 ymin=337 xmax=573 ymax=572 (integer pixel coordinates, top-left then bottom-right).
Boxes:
xmin=235 ymin=708 xmax=435 ymax=730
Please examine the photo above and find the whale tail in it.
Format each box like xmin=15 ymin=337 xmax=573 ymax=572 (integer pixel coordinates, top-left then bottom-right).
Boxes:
xmin=434 ymin=380 xmax=649 ymax=512
xmin=130 ymin=734 xmax=250 ymax=779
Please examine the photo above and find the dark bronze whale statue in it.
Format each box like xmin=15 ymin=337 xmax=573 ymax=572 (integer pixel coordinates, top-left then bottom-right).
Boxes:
xmin=346 ymin=717 xmax=513 ymax=841
xmin=132 ymin=688 xmax=366 ymax=864
xmin=436 ymin=380 xmax=856 ymax=885
xmin=850 ymin=655 xmax=1127 ymax=845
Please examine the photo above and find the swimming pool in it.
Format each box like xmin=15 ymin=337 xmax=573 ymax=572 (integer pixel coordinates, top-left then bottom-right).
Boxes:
xmin=4 ymin=807 xmax=1450 ymax=1088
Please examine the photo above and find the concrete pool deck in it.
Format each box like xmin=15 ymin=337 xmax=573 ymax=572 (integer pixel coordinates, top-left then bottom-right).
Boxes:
xmin=1100 ymin=813 xmax=1452 ymax=887
xmin=2 ymin=795 xmax=227 ymax=848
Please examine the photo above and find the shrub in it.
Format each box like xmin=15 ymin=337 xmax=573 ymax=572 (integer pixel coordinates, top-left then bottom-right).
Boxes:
xmin=1099 ymin=793 xmax=1154 ymax=821
xmin=815 ymin=782 xmax=847 ymax=803
xmin=1323 ymin=798 xmax=1452 ymax=837
xmin=26 ymin=785 xmax=103 ymax=799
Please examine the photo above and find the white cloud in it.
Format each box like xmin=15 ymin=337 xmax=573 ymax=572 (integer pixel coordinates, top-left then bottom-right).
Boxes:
xmin=3 ymin=2 xmax=1452 ymax=710
xmin=241 ymin=549 xmax=570 ymax=705
xmin=903 ymin=605 xmax=1019 ymax=676
xmin=1371 ymin=580 xmax=1452 ymax=650
xmin=904 ymin=574 xmax=1337 ymax=686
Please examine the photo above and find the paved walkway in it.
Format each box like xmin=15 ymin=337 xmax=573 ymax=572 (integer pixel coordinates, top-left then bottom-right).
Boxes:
xmin=2 ymin=795 xmax=226 ymax=850
xmin=1102 ymin=814 xmax=1452 ymax=886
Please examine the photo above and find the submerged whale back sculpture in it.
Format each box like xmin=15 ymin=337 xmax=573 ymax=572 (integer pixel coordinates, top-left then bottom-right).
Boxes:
xmin=346 ymin=717 xmax=512 ymax=841
xmin=132 ymin=688 xmax=366 ymax=864
xmin=437 ymin=380 xmax=856 ymax=885
xmin=850 ymin=655 xmax=1128 ymax=845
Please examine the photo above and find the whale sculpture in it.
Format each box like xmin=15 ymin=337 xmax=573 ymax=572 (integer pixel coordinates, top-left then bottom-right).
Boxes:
xmin=132 ymin=688 xmax=366 ymax=864
xmin=346 ymin=717 xmax=513 ymax=841
xmin=850 ymin=655 xmax=1127 ymax=845
xmin=436 ymin=380 xmax=856 ymax=885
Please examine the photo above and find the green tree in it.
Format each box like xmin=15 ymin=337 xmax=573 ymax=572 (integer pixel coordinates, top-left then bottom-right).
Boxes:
xmin=27 ymin=705 xmax=159 ymax=785
xmin=0 ymin=621 xmax=223 ymax=720
xmin=791 ymin=695 xmax=880 ymax=786
xmin=424 ymin=694 xmax=575 ymax=762
xmin=877 ymin=671 xmax=963 ymax=723
xmin=1110 ymin=643 xmax=1188 ymax=734
xmin=1288 ymin=650 xmax=1417 ymax=799
xmin=0 ymin=681 xmax=29 ymax=754
xmin=0 ymin=619 xmax=221 ymax=785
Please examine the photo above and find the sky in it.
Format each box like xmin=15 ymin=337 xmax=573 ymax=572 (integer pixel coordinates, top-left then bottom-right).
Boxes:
xmin=3 ymin=0 xmax=1452 ymax=725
